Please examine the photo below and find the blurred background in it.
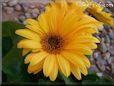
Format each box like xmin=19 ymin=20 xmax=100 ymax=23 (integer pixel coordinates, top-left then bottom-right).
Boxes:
xmin=2 ymin=0 xmax=114 ymax=85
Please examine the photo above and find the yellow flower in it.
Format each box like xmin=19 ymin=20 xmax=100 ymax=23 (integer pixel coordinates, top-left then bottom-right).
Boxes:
xmin=16 ymin=1 xmax=103 ymax=81
xmin=64 ymin=0 xmax=113 ymax=27
xmin=86 ymin=1 xmax=114 ymax=27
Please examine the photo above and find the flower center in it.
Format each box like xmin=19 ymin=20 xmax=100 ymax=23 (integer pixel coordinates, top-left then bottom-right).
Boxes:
xmin=41 ymin=34 xmax=64 ymax=54
xmin=48 ymin=36 xmax=60 ymax=49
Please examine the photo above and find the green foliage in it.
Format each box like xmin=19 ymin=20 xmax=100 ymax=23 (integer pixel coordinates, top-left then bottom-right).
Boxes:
xmin=82 ymin=73 xmax=114 ymax=85
xmin=2 ymin=21 xmax=33 ymax=84
xmin=2 ymin=21 xmax=24 ymax=38
xmin=2 ymin=21 xmax=114 ymax=85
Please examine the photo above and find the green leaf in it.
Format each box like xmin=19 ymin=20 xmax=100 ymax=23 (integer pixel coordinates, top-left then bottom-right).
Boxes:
xmin=2 ymin=37 xmax=13 ymax=57
xmin=102 ymin=76 xmax=114 ymax=82
xmin=2 ymin=21 xmax=24 ymax=56
xmin=38 ymin=79 xmax=54 ymax=85
xmin=2 ymin=45 xmax=32 ymax=83
xmin=2 ymin=21 xmax=33 ymax=83
xmin=31 ymin=71 xmax=64 ymax=85
xmin=2 ymin=21 xmax=24 ymax=38
xmin=82 ymin=73 xmax=114 ymax=85
xmin=82 ymin=73 xmax=100 ymax=81
xmin=81 ymin=73 xmax=100 ymax=85
xmin=58 ymin=72 xmax=75 ymax=85
xmin=3 ymin=45 xmax=21 ymax=74
xmin=99 ymin=76 xmax=114 ymax=84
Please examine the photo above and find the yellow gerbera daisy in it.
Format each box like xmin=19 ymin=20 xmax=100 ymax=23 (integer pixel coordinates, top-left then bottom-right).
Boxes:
xmin=86 ymin=1 xmax=114 ymax=27
xmin=16 ymin=1 xmax=103 ymax=81
xmin=65 ymin=0 xmax=113 ymax=27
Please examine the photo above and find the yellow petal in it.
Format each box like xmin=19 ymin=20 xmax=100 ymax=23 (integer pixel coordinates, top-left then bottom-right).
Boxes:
xmin=66 ymin=36 xmax=100 ymax=50
xmin=71 ymin=64 xmax=81 ymax=80
xmin=85 ymin=43 xmax=97 ymax=49
xmin=45 ymin=4 xmax=51 ymax=12
xmin=64 ymin=50 xmax=91 ymax=68
xmin=62 ymin=52 xmax=88 ymax=76
xmin=74 ymin=15 xmax=103 ymax=29
xmin=55 ymin=0 xmax=68 ymax=10
xmin=45 ymin=6 xmax=58 ymax=32
xmin=43 ymin=55 xmax=55 ymax=77
xmin=61 ymin=52 xmax=85 ymax=69
xmin=32 ymin=49 xmax=40 ymax=53
xmin=49 ymin=57 xmax=58 ymax=81
xmin=26 ymin=25 xmax=42 ymax=34
xmin=80 ymin=65 xmax=88 ymax=76
xmin=15 ymin=29 xmax=40 ymax=41
xmin=71 ymin=36 xmax=100 ymax=44
xmin=57 ymin=55 xmax=70 ymax=77
xmin=66 ymin=44 xmax=92 ymax=55
xmin=63 ymin=15 xmax=103 ymax=37
xmin=33 ymin=68 xmax=42 ymax=74
xmin=17 ymin=39 xmax=41 ymax=49
xmin=25 ymin=18 xmax=38 ymax=26
xmin=55 ymin=8 xmax=66 ymax=32
xmin=76 ymin=27 xmax=99 ymax=34
xmin=30 ymin=52 xmax=48 ymax=66
xmin=76 ymin=54 xmax=91 ymax=68
xmin=67 ymin=2 xmax=88 ymax=18
xmin=38 ymin=13 xmax=49 ymax=33
xmin=78 ymin=36 xmax=100 ymax=43
xmin=25 ymin=19 xmax=42 ymax=33
xmin=60 ymin=10 xmax=80 ymax=35
xmin=22 ymin=48 xmax=31 ymax=56
xmin=24 ymin=53 xmax=34 ymax=64
xmin=28 ymin=60 xmax=43 ymax=74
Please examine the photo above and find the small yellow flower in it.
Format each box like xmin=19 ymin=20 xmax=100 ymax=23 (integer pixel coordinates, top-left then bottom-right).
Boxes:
xmin=16 ymin=0 xmax=103 ymax=81
xmin=65 ymin=0 xmax=113 ymax=27
xmin=86 ymin=1 xmax=114 ymax=27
